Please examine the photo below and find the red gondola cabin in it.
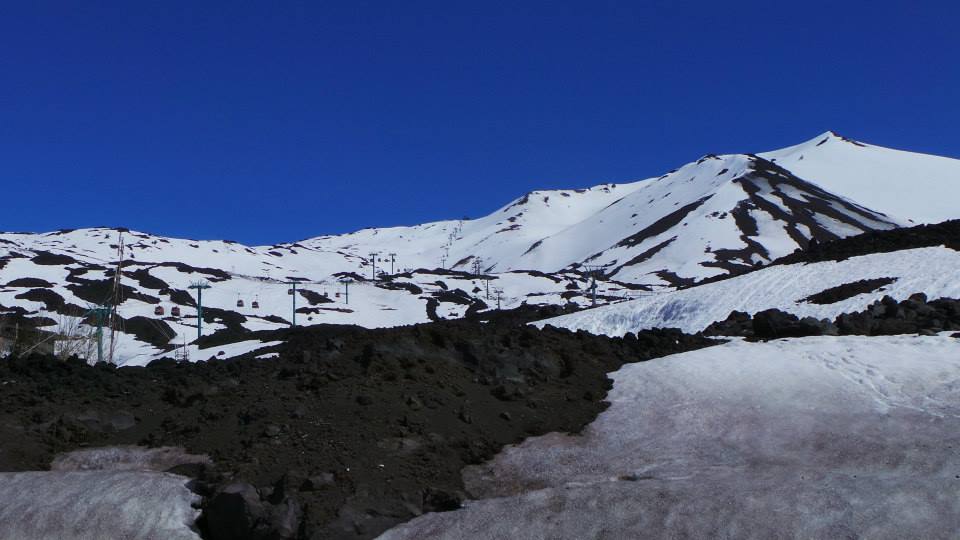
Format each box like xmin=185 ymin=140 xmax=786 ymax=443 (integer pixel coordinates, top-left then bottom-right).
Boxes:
xmin=171 ymin=306 xmax=181 ymax=317
xmin=154 ymin=306 xmax=165 ymax=316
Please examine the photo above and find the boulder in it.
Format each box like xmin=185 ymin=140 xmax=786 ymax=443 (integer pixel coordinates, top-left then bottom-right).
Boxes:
xmin=753 ymin=309 xmax=824 ymax=339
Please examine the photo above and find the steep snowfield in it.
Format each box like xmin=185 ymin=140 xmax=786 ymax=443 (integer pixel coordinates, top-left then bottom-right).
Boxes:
xmin=0 ymin=471 xmax=201 ymax=540
xmin=379 ymin=335 xmax=960 ymax=539
xmin=525 ymin=151 xmax=902 ymax=285
xmin=761 ymin=131 xmax=960 ymax=225
xmin=536 ymin=246 xmax=960 ymax=336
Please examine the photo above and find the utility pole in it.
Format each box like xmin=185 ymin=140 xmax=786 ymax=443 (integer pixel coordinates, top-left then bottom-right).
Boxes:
xmin=285 ymin=281 xmax=299 ymax=327
xmin=188 ymin=281 xmax=211 ymax=340
xmin=339 ymin=278 xmax=353 ymax=304
xmin=388 ymin=253 xmax=397 ymax=275
xmin=87 ymin=305 xmax=111 ymax=364
xmin=108 ymin=233 xmax=125 ymax=364
xmin=369 ymin=252 xmax=379 ymax=281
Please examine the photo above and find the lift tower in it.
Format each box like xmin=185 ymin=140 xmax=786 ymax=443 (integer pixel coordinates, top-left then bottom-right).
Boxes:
xmin=188 ymin=281 xmax=211 ymax=339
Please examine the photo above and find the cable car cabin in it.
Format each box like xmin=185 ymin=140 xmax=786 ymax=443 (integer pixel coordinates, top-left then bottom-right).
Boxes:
xmin=335 ymin=292 xmax=341 ymax=298
xmin=154 ymin=306 xmax=165 ymax=316
xmin=252 ymin=301 xmax=260 ymax=309
xmin=287 ymin=289 xmax=294 ymax=295
xmin=171 ymin=306 xmax=181 ymax=317
xmin=237 ymin=299 xmax=245 ymax=308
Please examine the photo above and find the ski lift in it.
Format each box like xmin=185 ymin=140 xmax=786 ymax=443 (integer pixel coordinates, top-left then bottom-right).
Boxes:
xmin=154 ymin=306 xmax=165 ymax=316
xmin=237 ymin=299 xmax=245 ymax=308
xmin=171 ymin=306 xmax=181 ymax=317
xmin=335 ymin=292 xmax=341 ymax=298
xmin=252 ymin=300 xmax=260 ymax=309
xmin=287 ymin=288 xmax=294 ymax=295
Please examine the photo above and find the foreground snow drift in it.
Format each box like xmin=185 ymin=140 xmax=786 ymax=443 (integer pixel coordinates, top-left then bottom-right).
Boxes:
xmin=0 ymin=470 xmax=201 ymax=540
xmin=536 ymin=246 xmax=960 ymax=336
xmin=379 ymin=335 xmax=960 ymax=539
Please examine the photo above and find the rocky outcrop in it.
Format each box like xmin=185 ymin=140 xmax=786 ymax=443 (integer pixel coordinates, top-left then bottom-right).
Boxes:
xmin=704 ymin=294 xmax=960 ymax=340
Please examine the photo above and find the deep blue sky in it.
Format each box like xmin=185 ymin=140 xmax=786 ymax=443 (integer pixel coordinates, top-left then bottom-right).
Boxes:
xmin=2 ymin=1 xmax=957 ymax=245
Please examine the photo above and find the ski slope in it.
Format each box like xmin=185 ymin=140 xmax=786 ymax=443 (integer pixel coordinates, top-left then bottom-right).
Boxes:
xmin=379 ymin=335 xmax=960 ymax=539
xmin=536 ymin=246 xmax=960 ymax=336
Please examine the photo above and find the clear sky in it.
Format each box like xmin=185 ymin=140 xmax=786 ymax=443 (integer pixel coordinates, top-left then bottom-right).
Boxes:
xmin=2 ymin=1 xmax=957 ymax=245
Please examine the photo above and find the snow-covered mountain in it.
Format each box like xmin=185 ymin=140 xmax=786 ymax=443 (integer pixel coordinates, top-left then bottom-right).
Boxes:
xmin=304 ymin=130 xmax=958 ymax=285
xmin=1 ymin=131 xmax=958 ymax=363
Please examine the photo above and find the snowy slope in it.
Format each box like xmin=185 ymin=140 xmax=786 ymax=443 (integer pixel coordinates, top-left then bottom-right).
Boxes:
xmin=536 ymin=246 xmax=960 ymax=336
xmin=2 ymin=132 xmax=958 ymax=362
xmin=761 ymin=131 xmax=960 ymax=225
xmin=0 ymin=227 xmax=602 ymax=364
xmin=379 ymin=335 xmax=960 ymax=539
xmin=303 ymin=132 xmax=960 ymax=284
xmin=520 ymin=151 xmax=902 ymax=285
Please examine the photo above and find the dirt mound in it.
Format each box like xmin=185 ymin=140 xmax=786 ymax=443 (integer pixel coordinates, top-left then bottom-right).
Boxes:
xmin=0 ymin=318 xmax=715 ymax=539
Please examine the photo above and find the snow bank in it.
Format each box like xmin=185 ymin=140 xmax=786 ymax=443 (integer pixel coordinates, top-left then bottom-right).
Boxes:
xmin=379 ymin=335 xmax=960 ymax=539
xmin=0 ymin=471 xmax=201 ymax=540
xmin=536 ymin=246 xmax=960 ymax=336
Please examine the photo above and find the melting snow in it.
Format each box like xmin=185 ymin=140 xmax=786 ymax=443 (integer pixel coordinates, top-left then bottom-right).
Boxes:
xmin=379 ymin=335 xmax=960 ymax=539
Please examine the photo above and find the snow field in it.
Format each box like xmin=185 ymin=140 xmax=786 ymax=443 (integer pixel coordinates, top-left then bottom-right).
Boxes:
xmin=379 ymin=335 xmax=960 ymax=539
xmin=537 ymin=246 xmax=960 ymax=336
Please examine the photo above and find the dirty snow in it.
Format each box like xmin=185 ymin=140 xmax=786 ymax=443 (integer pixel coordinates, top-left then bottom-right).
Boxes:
xmin=379 ymin=335 xmax=960 ymax=539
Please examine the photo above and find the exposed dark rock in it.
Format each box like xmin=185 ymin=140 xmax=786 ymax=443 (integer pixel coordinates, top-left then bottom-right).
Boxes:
xmin=705 ymin=294 xmax=960 ymax=340
xmin=31 ymin=251 xmax=78 ymax=266
xmin=0 ymin=318 xmax=715 ymax=540
xmin=777 ymin=219 xmax=960 ymax=266
xmin=752 ymin=309 xmax=835 ymax=339
xmin=298 ymin=289 xmax=332 ymax=306
xmin=802 ymin=277 xmax=898 ymax=305
xmin=5 ymin=277 xmax=54 ymax=288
